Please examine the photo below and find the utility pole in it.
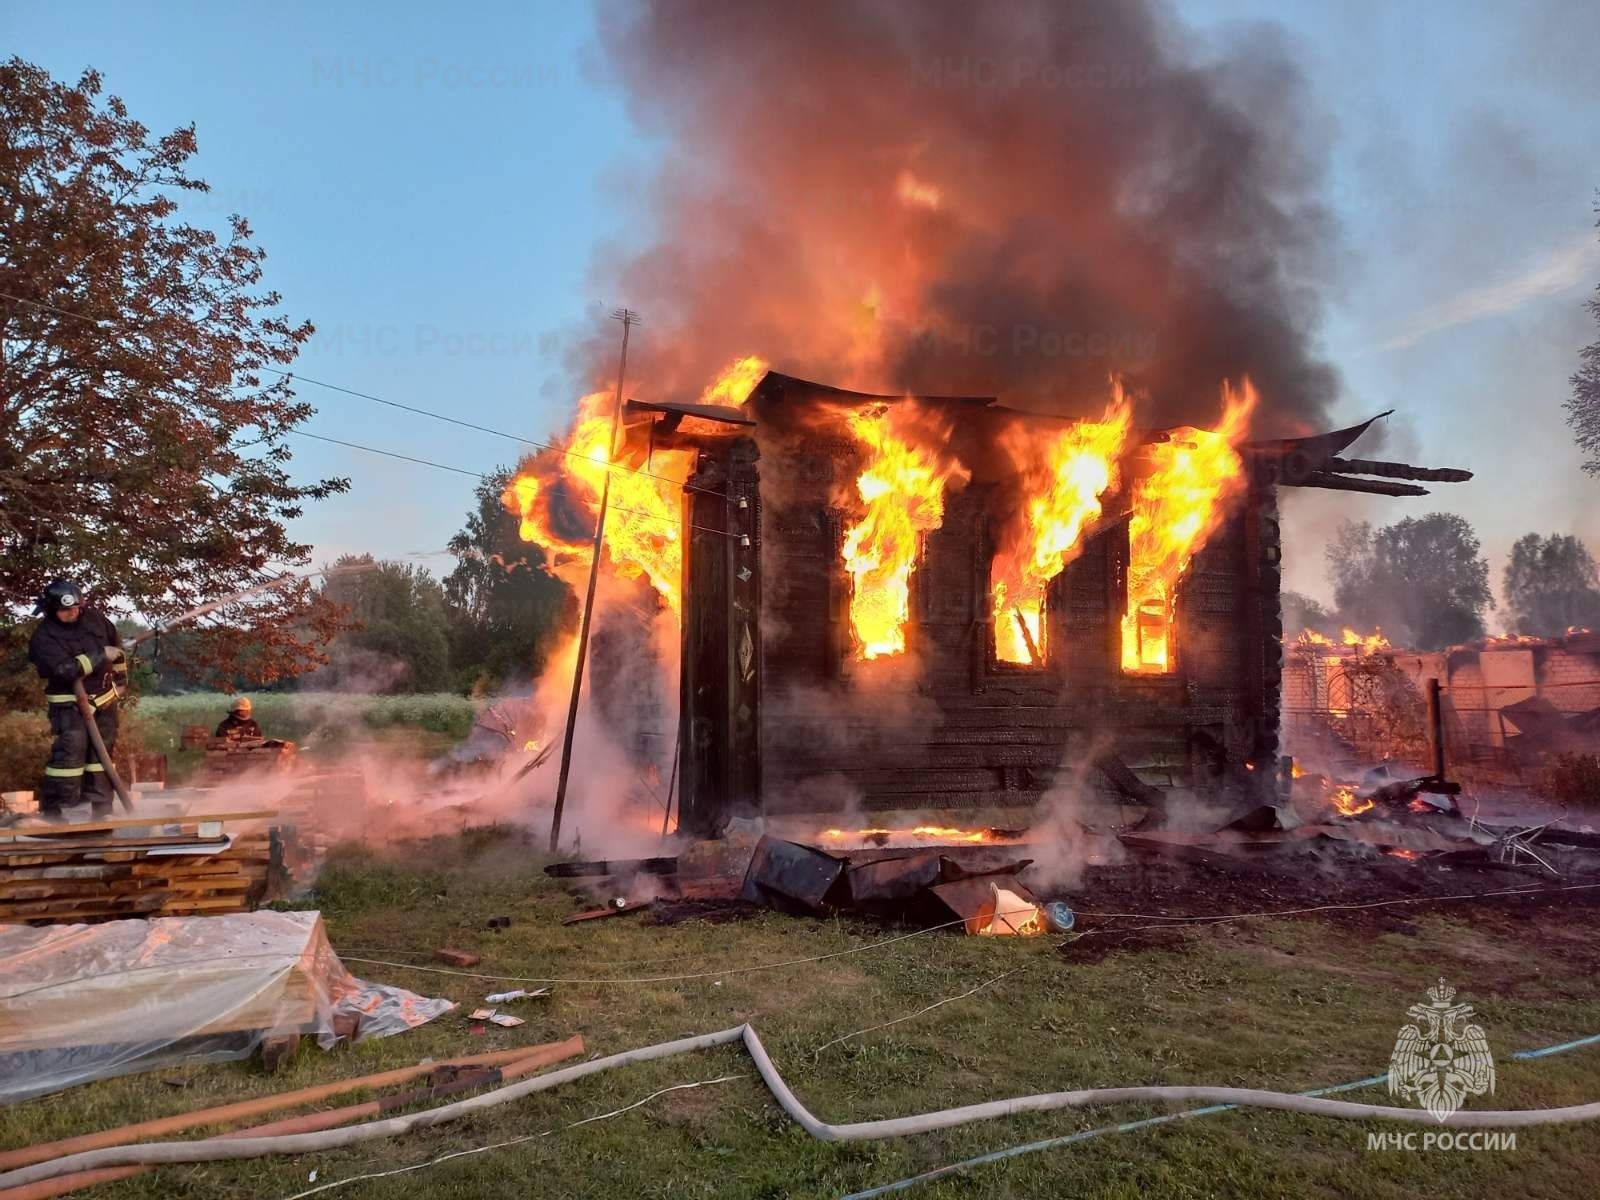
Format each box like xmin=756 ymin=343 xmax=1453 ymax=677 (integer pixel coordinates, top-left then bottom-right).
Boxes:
xmin=548 ymin=307 xmax=639 ymax=853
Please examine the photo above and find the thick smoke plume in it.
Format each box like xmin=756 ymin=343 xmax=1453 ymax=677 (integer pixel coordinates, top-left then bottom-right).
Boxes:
xmin=585 ymin=0 xmax=1339 ymax=433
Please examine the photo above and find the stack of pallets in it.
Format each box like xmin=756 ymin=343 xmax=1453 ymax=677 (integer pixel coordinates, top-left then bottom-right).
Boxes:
xmin=0 ymin=810 xmax=281 ymax=925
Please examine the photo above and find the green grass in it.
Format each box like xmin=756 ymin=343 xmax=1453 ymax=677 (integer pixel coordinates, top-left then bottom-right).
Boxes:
xmin=6 ymin=832 xmax=1600 ymax=1198
xmin=135 ymin=692 xmax=483 ymax=778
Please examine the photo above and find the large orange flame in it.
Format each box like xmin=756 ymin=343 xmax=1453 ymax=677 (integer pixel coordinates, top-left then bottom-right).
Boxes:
xmin=501 ymin=390 xmax=691 ymax=611
xmin=841 ymin=403 xmax=970 ymax=660
xmin=992 ymin=386 xmax=1132 ymax=664
xmin=500 ymin=357 xmax=767 ymax=614
xmin=699 ymin=354 xmax=768 ymax=407
xmin=1120 ymin=380 xmax=1256 ymax=673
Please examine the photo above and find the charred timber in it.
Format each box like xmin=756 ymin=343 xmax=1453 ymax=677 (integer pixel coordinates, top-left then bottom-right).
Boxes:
xmin=1295 ymin=472 xmax=1431 ymax=497
xmin=1323 ymin=457 xmax=1474 ymax=483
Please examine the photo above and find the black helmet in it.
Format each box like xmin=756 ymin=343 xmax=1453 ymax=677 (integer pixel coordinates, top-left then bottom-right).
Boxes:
xmin=37 ymin=578 xmax=85 ymax=615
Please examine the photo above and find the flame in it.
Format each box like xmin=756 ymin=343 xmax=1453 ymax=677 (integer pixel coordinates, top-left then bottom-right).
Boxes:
xmin=1289 ymin=759 xmax=1305 ymax=779
xmin=1331 ymin=784 xmax=1374 ymax=817
xmin=1386 ymin=848 xmax=1421 ymax=861
xmin=974 ymin=887 xmax=1045 ymax=936
xmin=501 ymin=356 xmax=766 ymax=611
xmin=819 ymin=824 xmax=1003 ymax=845
xmin=523 ymin=739 xmax=540 ymax=753
xmin=992 ymin=389 xmax=1132 ymax=664
xmin=1341 ymin=627 xmax=1391 ymax=653
xmin=1121 ymin=380 xmax=1256 ymax=673
xmin=840 ymin=403 xmax=970 ymax=659
xmin=895 ymin=169 xmax=942 ymax=210
xmin=699 ymin=355 xmax=769 ymax=407
xmin=1297 ymin=629 xmax=1335 ymax=647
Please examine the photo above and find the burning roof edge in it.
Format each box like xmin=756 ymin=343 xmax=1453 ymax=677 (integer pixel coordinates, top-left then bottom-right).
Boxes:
xmin=624 ymin=397 xmax=755 ymax=427
xmin=727 ymin=371 xmax=1472 ymax=495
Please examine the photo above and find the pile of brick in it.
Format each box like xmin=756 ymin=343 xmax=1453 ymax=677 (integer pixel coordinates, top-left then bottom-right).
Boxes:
xmin=197 ymin=738 xmax=297 ymax=784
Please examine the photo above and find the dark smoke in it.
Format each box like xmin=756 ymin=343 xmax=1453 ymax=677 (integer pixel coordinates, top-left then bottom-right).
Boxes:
xmin=582 ymin=0 xmax=1340 ymax=433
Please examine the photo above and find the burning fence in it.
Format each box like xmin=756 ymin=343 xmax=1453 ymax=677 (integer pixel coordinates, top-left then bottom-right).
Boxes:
xmin=499 ymin=361 xmax=1470 ymax=840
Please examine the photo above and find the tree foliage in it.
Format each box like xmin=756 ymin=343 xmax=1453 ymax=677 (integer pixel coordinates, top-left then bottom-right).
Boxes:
xmin=1567 ymin=197 xmax=1600 ymax=475
xmin=1503 ymin=533 xmax=1600 ymax=637
xmin=444 ymin=468 xmax=572 ymax=695
xmin=301 ymin=556 xmax=452 ymax=693
xmin=0 ymin=58 xmax=347 ymax=692
xmin=1281 ymin=590 xmax=1336 ymax=637
xmin=1327 ymin=514 xmax=1493 ymax=650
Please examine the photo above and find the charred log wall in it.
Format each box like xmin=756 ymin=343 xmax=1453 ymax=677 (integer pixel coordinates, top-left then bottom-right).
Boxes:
xmin=754 ymin=449 xmax=1282 ymax=817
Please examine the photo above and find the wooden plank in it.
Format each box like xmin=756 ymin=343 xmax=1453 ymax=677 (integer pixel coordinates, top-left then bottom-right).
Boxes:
xmin=0 ymin=810 xmax=279 ymax=840
xmin=0 ymin=835 xmax=218 ymax=855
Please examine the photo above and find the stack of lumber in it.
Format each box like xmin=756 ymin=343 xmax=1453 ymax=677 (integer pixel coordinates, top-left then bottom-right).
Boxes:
xmin=0 ymin=810 xmax=280 ymax=925
xmin=198 ymin=738 xmax=296 ymax=782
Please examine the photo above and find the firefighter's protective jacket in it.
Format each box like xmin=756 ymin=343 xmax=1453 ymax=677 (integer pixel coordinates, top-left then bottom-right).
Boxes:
xmin=27 ymin=610 xmax=124 ymax=707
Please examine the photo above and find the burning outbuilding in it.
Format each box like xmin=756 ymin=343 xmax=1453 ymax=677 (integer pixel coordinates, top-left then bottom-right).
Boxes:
xmin=507 ymin=366 xmax=1472 ymax=839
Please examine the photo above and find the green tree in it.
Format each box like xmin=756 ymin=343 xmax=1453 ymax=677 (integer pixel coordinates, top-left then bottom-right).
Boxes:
xmin=445 ymin=469 xmax=572 ymax=695
xmin=0 ymin=59 xmax=347 ymax=699
xmin=1503 ymin=534 xmax=1600 ymax=636
xmin=1327 ymin=514 xmax=1493 ymax=650
xmin=304 ymin=556 xmax=451 ymax=693
xmin=1567 ymin=197 xmax=1600 ymax=474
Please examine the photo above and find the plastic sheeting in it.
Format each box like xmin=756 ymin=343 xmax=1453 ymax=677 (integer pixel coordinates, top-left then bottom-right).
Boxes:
xmin=0 ymin=910 xmax=454 ymax=1104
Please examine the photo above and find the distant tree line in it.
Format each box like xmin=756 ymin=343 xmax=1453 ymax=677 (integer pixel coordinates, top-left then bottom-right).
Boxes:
xmin=146 ymin=468 xmax=573 ymax=696
xmin=1283 ymin=514 xmax=1600 ymax=650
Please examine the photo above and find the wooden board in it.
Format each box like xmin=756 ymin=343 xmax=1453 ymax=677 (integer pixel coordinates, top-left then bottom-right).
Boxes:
xmin=0 ymin=827 xmax=278 ymax=925
xmin=0 ymin=810 xmax=279 ymax=839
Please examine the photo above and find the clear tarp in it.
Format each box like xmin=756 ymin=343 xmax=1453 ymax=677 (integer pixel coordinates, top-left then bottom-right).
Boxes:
xmin=0 ymin=910 xmax=454 ymax=1103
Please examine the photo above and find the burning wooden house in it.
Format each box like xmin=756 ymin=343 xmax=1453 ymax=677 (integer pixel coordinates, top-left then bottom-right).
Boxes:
xmin=508 ymin=369 xmax=1471 ymax=837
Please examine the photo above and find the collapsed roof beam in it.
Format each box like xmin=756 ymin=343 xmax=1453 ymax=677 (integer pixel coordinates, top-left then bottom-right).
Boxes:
xmin=1323 ymin=457 xmax=1474 ymax=483
xmin=1296 ymin=472 xmax=1431 ymax=497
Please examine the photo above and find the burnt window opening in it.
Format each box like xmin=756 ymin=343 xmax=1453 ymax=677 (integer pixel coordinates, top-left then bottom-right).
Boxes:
xmin=984 ymin=516 xmax=1051 ymax=672
xmin=1123 ymin=591 xmax=1175 ymax=674
xmin=828 ymin=513 xmax=935 ymax=670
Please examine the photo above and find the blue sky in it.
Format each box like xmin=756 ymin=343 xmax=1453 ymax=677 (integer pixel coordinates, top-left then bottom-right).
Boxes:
xmin=9 ymin=0 xmax=1599 ymax=618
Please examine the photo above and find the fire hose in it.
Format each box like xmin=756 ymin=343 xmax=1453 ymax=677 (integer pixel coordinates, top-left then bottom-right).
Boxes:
xmin=3 ymin=1023 xmax=1599 ymax=1190
xmin=69 ymin=680 xmax=133 ymax=813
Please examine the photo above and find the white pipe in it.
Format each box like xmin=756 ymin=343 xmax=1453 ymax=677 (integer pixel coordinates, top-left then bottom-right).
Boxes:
xmin=5 ymin=1023 xmax=1599 ymax=1190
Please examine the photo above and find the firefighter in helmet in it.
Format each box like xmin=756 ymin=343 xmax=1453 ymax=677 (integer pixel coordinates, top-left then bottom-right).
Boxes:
xmin=25 ymin=579 xmax=126 ymax=820
xmin=215 ymin=696 xmax=263 ymax=740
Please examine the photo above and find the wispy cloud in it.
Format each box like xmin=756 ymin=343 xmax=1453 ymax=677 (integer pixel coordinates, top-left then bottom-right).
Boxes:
xmin=1382 ymin=230 xmax=1600 ymax=351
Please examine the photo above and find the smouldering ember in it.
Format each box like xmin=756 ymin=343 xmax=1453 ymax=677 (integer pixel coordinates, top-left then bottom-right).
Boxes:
xmin=1122 ymin=380 xmax=1256 ymax=673
xmin=992 ymin=386 xmax=1131 ymax=665
xmin=840 ymin=402 xmax=969 ymax=660
xmin=819 ymin=824 xmax=1013 ymax=846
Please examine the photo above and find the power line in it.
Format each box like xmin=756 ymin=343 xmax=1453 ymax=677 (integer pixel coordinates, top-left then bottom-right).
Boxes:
xmin=291 ymin=429 xmax=486 ymax=478
xmin=290 ymin=429 xmax=737 ymax=540
xmin=266 ymin=366 xmax=737 ymax=500
xmin=0 ymin=290 xmax=744 ymax=503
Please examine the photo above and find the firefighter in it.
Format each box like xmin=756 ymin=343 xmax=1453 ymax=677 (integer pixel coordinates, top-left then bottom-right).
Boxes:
xmin=26 ymin=579 xmax=126 ymax=820
xmin=215 ymin=697 xmax=263 ymax=740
